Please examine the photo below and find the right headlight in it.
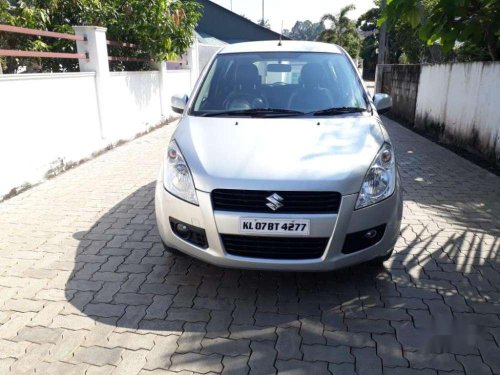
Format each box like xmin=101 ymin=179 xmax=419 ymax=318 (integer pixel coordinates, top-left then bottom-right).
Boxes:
xmin=163 ymin=140 xmax=198 ymax=205
xmin=355 ymin=143 xmax=396 ymax=209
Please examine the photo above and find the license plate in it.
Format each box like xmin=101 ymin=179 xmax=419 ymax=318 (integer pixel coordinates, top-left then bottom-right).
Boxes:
xmin=239 ymin=218 xmax=310 ymax=236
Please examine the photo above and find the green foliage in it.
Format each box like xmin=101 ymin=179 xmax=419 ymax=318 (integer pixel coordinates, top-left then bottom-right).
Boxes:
xmin=283 ymin=20 xmax=325 ymax=41
xmin=380 ymin=0 xmax=500 ymax=61
xmin=0 ymin=0 xmax=202 ymax=72
xmin=257 ymin=18 xmax=271 ymax=29
xmin=317 ymin=4 xmax=361 ymax=58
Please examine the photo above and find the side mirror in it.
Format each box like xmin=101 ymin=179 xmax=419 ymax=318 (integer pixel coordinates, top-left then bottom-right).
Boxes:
xmin=373 ymin=93 xmax=392 ymax=114
xmin=171 ymin=94 xmax=188 ymax=114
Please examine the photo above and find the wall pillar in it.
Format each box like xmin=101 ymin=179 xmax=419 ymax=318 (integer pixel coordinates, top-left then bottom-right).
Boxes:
xmin=187 ymin=39 xmax=200 ymax=90
xmin=152 ymin=61 xmax=169 ymax=120
xmin=73 ymin=26 xmax=111 ymax=140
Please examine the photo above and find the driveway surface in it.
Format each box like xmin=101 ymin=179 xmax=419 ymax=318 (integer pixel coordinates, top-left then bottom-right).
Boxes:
xmin=0 ymin=117 xmax=499 ymax=375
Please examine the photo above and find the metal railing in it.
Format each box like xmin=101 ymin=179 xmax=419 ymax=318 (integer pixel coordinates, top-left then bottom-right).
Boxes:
xmin=0 ymin=24 xmax=87 ymax=59
xmin=0 ymin=23 xmax=149 ymax=63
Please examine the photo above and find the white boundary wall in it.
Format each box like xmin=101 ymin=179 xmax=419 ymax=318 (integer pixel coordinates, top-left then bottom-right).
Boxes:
xmin=415 ymin=62 xmax=500 ymax=163
xmin=0 ymin=25 xmax=195 ymax=200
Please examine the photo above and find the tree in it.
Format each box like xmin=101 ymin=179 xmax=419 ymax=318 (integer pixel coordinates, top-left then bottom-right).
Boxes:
xmin=0 ymin=0 xmax=202 ymax=73
xmin=357 ymin=2 xmax=438 ymax=74
xmin=318 ymin=4 xmax=361 ymax=58
xmin=380 ymin=0 xmax=500 ymax=61
xmin=257 ymin=18 xmax=271 ymax=29
xmin=283 ymin=20 xmax=325 ymax=41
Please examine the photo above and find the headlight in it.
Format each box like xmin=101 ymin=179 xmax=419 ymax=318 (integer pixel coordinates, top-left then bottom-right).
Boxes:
xmin=163 ymin=140 xmax=198 ymax=205
xmin=355 ymin=143 xmax=396 ymax=209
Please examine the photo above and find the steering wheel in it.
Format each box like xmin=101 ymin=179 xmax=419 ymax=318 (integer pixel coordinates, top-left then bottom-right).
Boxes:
xmin=268 ymin=82 xmax=287 ymax=87
xmin=224 ymin=93 xmax=268 ymax=110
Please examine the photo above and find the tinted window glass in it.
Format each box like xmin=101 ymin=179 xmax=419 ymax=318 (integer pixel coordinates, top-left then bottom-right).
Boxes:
xmin=191 ymin=52 xmax=366 ymax=115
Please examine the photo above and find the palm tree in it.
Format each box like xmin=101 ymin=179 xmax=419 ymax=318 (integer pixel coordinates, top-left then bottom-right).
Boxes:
xmin=318 ymin=4 xmax=361 ymax=57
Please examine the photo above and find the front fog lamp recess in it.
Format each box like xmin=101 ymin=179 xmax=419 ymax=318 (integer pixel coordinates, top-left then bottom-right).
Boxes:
xmin=176 ymin=223 xmax=191 ymax=239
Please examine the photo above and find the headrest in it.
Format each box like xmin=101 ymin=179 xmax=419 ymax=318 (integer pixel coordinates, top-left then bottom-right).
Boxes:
xmin=235 ymin=63 xmax=260 ymax=89
xmin=300 ymin=63 xmax=327 ymax=87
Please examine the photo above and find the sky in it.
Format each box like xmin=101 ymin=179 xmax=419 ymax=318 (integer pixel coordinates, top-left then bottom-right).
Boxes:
xmin=210 ymin=0 xmax=376 ymax=33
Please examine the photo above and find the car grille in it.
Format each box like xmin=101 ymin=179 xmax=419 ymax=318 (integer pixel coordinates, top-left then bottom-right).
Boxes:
xmin=211 ymin=189 xmax=341 ymax=214
xmin=221 ymin=234 xmax=329 ymax=260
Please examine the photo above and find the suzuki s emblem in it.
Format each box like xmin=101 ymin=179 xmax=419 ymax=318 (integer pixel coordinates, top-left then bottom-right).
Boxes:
xmin=266 ymin=193 xmax=284 ymax=211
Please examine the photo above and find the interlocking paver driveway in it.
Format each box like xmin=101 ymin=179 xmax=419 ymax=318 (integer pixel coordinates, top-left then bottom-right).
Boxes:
xmin=0 ymin=117 xmax=499 ymax=375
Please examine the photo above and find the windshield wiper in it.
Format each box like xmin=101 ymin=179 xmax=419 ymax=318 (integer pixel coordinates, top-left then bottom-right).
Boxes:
xmin=311 ymin=106 xmax=368 ymax=116
xmin=200 ymin=108 xmax=305 ymax=117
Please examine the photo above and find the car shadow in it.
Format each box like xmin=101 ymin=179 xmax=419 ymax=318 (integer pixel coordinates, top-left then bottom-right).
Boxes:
xmin=66 ymin=181 xmax=396 ymax=368
xmin=67 ymin=179 xmax=499 ymax=373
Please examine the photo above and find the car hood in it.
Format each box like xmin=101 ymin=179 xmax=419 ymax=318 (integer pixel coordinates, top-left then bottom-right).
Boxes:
xmin=174 ymin=114 xmax=385 ymax=195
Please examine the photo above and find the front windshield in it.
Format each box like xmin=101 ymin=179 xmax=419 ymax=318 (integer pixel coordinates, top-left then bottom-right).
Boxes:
xmin=191 ymin=51 xmax=367 ymax=116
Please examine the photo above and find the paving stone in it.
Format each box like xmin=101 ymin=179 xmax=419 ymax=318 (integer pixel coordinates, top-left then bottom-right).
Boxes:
xmin=47 ymin=330 xmax=86 ymax=362
xmin=222 ymin=355 xmax=250 ymax=375
xmin=170 ymin=352 xmax=223 ymax=373
xmin=116 ymin=305 xmax=147 ymax=329
xmin=229 ymin=324 xmax=277 ymax=341
xmin=405 ymin=351 xmax=463 ymax=371
xmin=72 ymin=346 xmax=123 ymax=367
xmin=478 ymin=340 xmax=500 ymax=374
xmin=0 ymin=358 xmax=15 ymax=374
xmin=85 ymin=364 xmax=116 ymax=375
xmin=299 ymin=316 xmax=326 ymax=344
xmin=385 ymin=368 xmax=438 ymax=375
xmin=0 ymin=312 xmax=36 ymax=339
xmin=113 ymin=292 xmax=153 ymax=306
xmin=206 ymin=310 xmax=232 ymax=339
xmin=202 ymin=337 xmax=251 ymax=356
xmin=328 ymin=363 xmax=356 ymax=375
xmin=30 ymin=301 xmax=65 ymax=326
xmin=93 ymin=282 xmax=121 ymax=303
xmin=177 ymin=322 xmax=205 ymax=353
xmin=346 ymin=318 xmax=394 ymax=334
xmin=365 ymin=307 xmax=412 ymax=321
xmin=302 ymin=344 xmax=353 ymax=363
xmin=254 ymin=312 xmax=296 ymax=327
xmin=8 ymin=298 xmax=46 ymax=313
xmin=275 ymin=359 xmax=329 ymax=374
xmin=232 ymin=299 xmax=256 ymax=325
xmin=248 ymin=341 xmax=276 ymax=374
xmin=40 ymin=361 xmax=89 ymax=375
xmin=353 ymin=347 xmax=383 ymax=375
xmin=0 ymin=339 xmax=30 ymax=358
xmin=324 ymin=330 xmax=375 ymax=348
xmin=457 ymin=355 xmax=493 ymax=375
xmin=113 ymin=349 xmax=148 ymax=375
xmin=10 ymin=342 xmax=52 ymax=374
xmin=107 ymin=332 xmax=155 ymax=350
xmin=373 ymin=333 xmax=408 ymax=368
xmin=166 ymin=307 xmax=210 ymax=322
xmin=84 ymin=303 xmax=126 ymax=317
xmin=143 ymin=335 xmax=178 ymax=370
xmin=15 ymin=326 xmax=62 ymax=344
xmin=276 ymin=326 xmax=302 ymax=360
xmin=145 ymin=295 xmax=173 ymax=320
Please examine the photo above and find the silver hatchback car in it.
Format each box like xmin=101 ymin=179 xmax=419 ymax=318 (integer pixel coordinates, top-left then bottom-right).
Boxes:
xmin=155 ymin=41 xmax=402 ymax=271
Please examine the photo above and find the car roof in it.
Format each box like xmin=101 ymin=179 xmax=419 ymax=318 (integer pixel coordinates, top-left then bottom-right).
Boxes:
xmin=218 ymin=40 xmax=344 ymax=55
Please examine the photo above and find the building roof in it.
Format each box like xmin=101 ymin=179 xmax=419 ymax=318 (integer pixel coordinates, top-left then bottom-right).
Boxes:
xmin=219 ymin=40 xmax=343 ymax=54
xmin=195 ymin=0 xmax=288 ymax=44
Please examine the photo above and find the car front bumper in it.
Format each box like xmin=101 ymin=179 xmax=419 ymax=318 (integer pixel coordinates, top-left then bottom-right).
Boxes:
xmin=155 ymin=177 xmax=402 ymax=272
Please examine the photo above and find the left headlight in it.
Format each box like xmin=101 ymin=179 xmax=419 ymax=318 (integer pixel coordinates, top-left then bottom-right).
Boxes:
xmin=355 ymin=143 xmax=396 ymax=210
xmin=163 ymin=140 xmax=198 ymax=205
